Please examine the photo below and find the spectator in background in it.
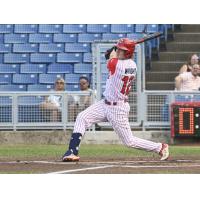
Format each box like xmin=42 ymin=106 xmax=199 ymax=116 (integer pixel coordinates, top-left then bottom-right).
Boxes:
xmin=179 ymin=54 xmax=199 ymax=74
xmin=175 ymin=64 xmax=200 ymax=91
xmin=68 ymin=76 xmax=92 ymax=122
xmin=40 ymin=78 xmax=65 ymax=122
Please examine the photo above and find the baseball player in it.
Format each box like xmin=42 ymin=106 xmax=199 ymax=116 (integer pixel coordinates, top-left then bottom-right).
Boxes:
xmin=62 ymin=38 xmax=169 ymax=162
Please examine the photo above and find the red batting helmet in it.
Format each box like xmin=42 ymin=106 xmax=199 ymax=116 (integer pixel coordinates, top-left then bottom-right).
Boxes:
xmin=116 ymin=38 xmax=136 ymax=59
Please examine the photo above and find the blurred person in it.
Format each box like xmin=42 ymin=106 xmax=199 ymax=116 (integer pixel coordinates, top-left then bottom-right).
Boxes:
xmin=69 ymin=76 xmax=93 ymax=122
xmin=40 ymin=78 xmax=65 ymax=122
xmin=179 ymin=54 xmax=199 ymax=74
xmin=175 ymin=64 xmax=200 ymax=91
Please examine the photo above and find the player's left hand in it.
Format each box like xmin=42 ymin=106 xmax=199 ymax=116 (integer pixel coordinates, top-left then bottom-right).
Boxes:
xmin=105 ymin=46 xmax=117 ymax=60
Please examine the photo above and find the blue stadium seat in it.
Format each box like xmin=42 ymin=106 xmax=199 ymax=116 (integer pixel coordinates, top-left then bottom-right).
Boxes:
xmin=63 ymin=24 xmax=86 ymax=33
xmin=30 ymin=53 xmax=56 ymax=63
xmin=147 ymin=24 xmax=159 ymax=33
xmin=39 ymin=43 xmax=64 ymax=52
xmin=20 ymin=64 xmax=46 ymax=73
xmin=47 ymin=64 xmax=73 ymax=73
xmin=111 ymin=24 xmax=134 ymax=33
xmin=74 ymin=63 xmax=92 ymax=73
xmin=0 ymin=44 xmax=12 ymax=53
xmin=53 ymin=34 xmax=77 ymax=43
xmin=0 ymin=74 xmax=12 ymax=84
xmin=13 ymin=44 xmax=38 ymax=53
xmin=39 ymin=74 xmax=64 ymax=84
xmin=102 ymin=33 xmax=126 ymax=40
xmin=29 ymin=34 xmax=53 ymax=43
xmin=0 ymin=96 xmax=12 ymax=105
xmin=0 ymin=54 xmax=3 ymax=63
xmin=13 ymin=74 xmax=38 ymax=84
xmin=127 ymin=33 xmax=143 ymax=40
xmin=4 ymin=34 xmax=28 ymax=43
xmin=87 ymin=24 xmax=110 ymax=33
xmin=0 ymin=34 xmax=4 ymax=43
xmin=57 ymin=53 xmax=82 ymax=63
xmin=65 ymin=43 xmax=90 ymax=52
xmin=39 ymin=24 xmax=63 ymax=33
xmin=135 ymin=24 xmax=146 ymax=33
xmin=18 ymin=96 xmax=44 ymax=105
xmin=14 ymin=24 xmax=38 ymax=33
xmin=78 ymin=34 xmax=102 ymax=43
xmin=0 ymin=64 xmax=19 ymax=73
xmin=0 ymin=25 xmax=13 ymax=33
xmin=65 ymin=74 xmax=89 ymax=84
xmin=28 ymin=84 xmax=54 ymax=91
xmin=0 ymin=84 xmax=26 ymax=91
xmin=4 ymin=53 xmax=29 ymax=63
xmin=83 ymin=53 xmax=92 ymax=63
xmin=66 ymin=84 xmax=80 ymax=91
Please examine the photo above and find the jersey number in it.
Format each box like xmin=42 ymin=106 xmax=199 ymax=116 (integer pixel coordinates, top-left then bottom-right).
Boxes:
xmin=120 ymin=76 xmax=134 ymax=96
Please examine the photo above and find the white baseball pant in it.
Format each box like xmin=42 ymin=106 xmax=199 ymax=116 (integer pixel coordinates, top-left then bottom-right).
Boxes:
xmin=73 ymin=99 xmax=162 ymax=153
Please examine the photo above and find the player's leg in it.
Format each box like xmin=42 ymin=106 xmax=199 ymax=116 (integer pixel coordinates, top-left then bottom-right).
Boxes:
xmin=62 ymin=100 xmax=107 ymax=161
xmin=107 ymin=104 xmax=169 ymax=159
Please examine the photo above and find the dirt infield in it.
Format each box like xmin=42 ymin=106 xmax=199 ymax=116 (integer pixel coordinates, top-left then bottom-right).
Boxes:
xmin=0 ymin=157 xmax=200 ymax=174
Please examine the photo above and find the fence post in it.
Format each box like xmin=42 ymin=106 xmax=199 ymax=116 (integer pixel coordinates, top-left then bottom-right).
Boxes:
xmin=12 ymin=94 xmax=18 ymax=131
xmin=62 ymin=92 xmax=68 ymax=131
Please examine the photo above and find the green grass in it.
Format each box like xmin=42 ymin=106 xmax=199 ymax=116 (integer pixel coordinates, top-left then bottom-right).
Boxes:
xmin=0 ymin=144 xmax=200 ymax=160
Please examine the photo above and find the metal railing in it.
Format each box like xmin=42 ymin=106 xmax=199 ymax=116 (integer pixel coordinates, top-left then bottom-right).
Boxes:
xmin=0 ymin=91 xmax=94 ymax=130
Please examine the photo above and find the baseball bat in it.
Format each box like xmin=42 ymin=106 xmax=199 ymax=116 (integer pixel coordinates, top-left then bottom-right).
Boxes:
xmin=135 ymin=32 xmax=163 ymax=44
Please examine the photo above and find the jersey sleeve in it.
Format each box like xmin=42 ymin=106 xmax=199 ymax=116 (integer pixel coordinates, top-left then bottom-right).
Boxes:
xmin=107 ymin=58 xmax=118 ymax=75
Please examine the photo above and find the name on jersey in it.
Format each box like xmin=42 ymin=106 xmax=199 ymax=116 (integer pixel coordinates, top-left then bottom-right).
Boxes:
xmin=125 ymin=68 xmax=137 ymax=75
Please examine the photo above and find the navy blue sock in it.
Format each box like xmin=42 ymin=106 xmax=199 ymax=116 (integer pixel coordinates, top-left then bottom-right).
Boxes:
xmin=68 ymin=133 xmax=82 ymax=155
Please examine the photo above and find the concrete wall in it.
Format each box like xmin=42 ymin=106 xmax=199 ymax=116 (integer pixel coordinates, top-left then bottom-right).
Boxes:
xmin=0 ymin=130 xmax=170 ymax=145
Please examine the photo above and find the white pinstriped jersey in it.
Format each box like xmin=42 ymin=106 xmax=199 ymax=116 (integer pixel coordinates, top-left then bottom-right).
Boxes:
xmin=103 ymin=58 xmax=137 ymax=101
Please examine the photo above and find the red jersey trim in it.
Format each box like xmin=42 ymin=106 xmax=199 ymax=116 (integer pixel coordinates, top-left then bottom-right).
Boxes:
xmin=107 ymin=58 xmax=118 ymax=75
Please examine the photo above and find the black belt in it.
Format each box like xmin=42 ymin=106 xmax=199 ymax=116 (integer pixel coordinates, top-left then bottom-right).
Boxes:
xmin=104 ymin=99 xmax=127 ymax=106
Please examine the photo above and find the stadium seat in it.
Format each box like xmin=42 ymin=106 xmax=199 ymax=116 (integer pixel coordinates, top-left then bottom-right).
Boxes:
xmin=57 ymin=53 xmax=82 ymax=63
xmin=0 ymin=84 xmax=26 ymax=91
xmin=0 ymin=54 xmax=3 ymax=63
xmin=30 ymin=53 xmax=56 ymax=63
xmin=66 ymin=84 xmax=80 ymax=91
xmin=87 ymin=24 xmax=110 ymax=33
xmin=102 ymin=33 xmax=126 ymax=40
xmin=0 ymin=74 xmax=12 ymax=84
xmin=14 ymin=24 xmax=38 ymax=33
xmin=65 ymin=43 xmax=91 ymax=52
xmin=74 ymin=63 xmax=92 ymax=73
xmin=39 ymin=74 xmax=64 ymax=84
xmin=65 ymin=74 xmax=89 ymax=84
xmin=0 ymin=64 xmax=19 ymax=73
xmin=18 ymin=96 xmax=44 ymax=105
xmin=0 ymin=44 xmax=12 ymax=53
xmin=4 ymin=53 xmax=29 ymax=63
xmin=47 ymin=64 xmax=73 ymax=73
xmin=135 ymin=24 xmax=146 ymax=33
xmin=27 ymin=84 xmax=53 ymax=91
xmin=127 ymin=33 xmax=143 ymax=40
xmin=20 ymin=64 xmax=46 ymax=73
xmin=39 ymin=43 xmax=64 ymax=52
xmin=83 ymin=53 xmax=92 ymax=63
xmin=53 ymin=34 xmax=77 ymax=43
xmin=147 ymin=24 xmax=159 ymax=33
xmin=111 ymin=24 xmax=134 ymax=33
xmin=39 ymin=24 xmax=63 ymax=33
xmin=0 ymin=25 xmax=13 ymax=33
xmin=63 ymin=24 xmax=86 ymax=33
xmin=29 ymin=34 xmax=53 ymax=43
xmin=4 ymin=34 xmax=28 ymax=43
xmin=78 ymin=34 xmax=102 ymax=43
xmin=0 ymin=96 xmax=12 ymax=105
xmin=0 ymin=34 xmax=4 ymax=43
xmin=13 ymin=74 xmax=38 ymax=84
xmin=13 ymin=44 xmax=38 ymax=53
